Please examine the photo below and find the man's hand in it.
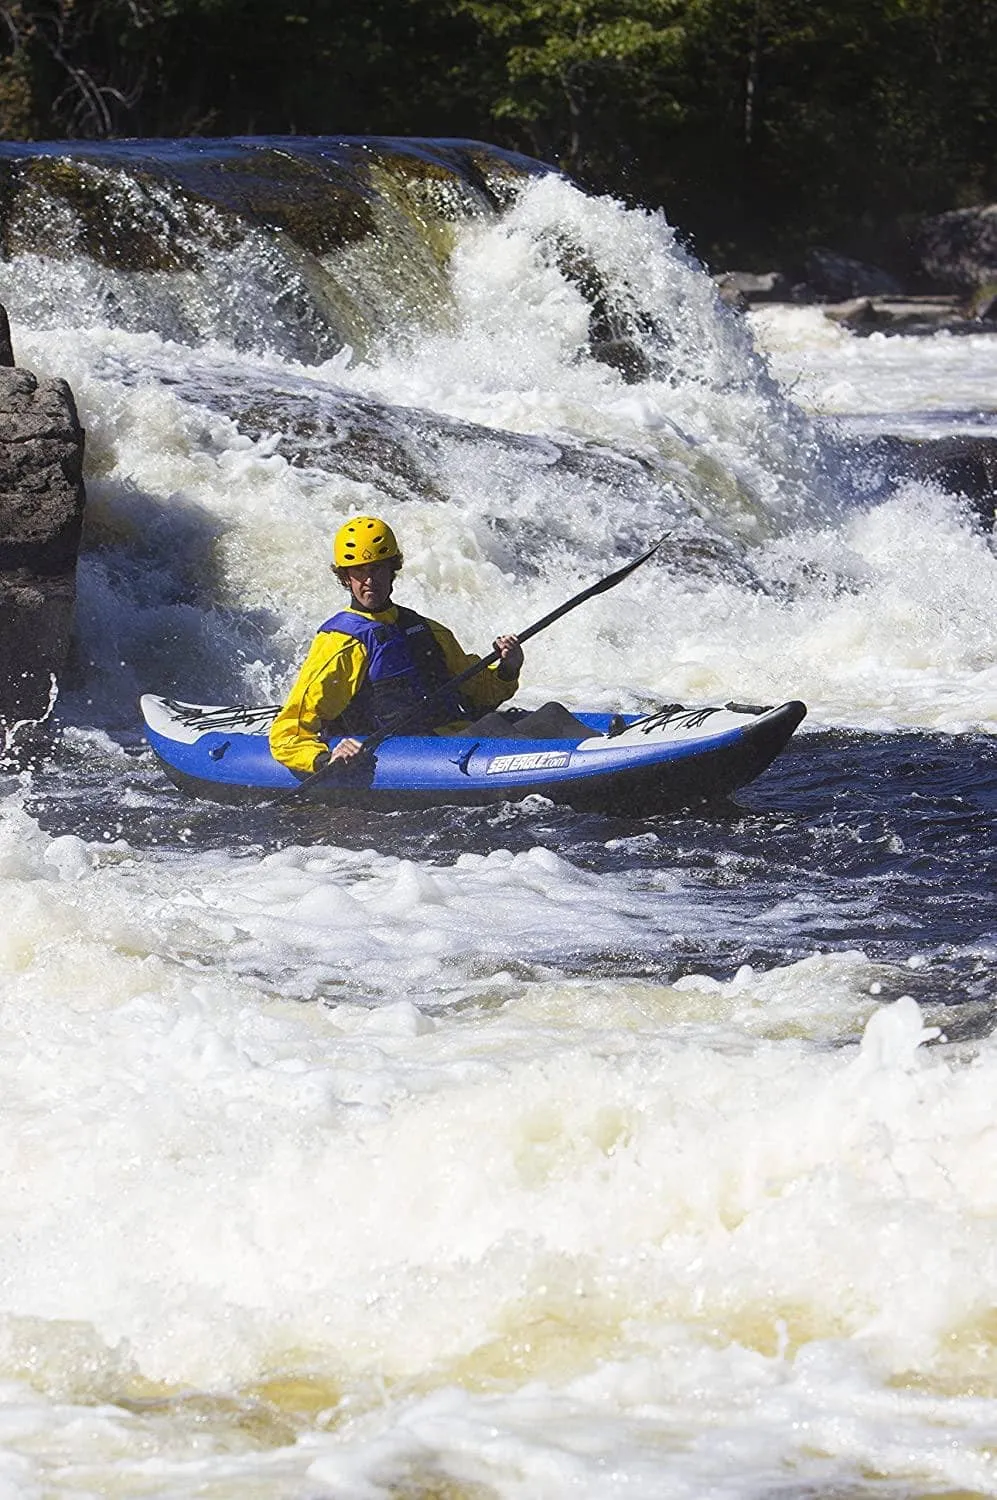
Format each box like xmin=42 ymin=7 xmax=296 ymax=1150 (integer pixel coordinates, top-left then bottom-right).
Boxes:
xmin=494 ymin=634 xmax=524 ymax=680
xmin=313 ymin=737 xmax=364 ymax=773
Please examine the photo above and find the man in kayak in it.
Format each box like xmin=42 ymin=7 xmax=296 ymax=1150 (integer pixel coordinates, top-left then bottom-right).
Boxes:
xmin=269 ymin=514 xmax=527 ymax=775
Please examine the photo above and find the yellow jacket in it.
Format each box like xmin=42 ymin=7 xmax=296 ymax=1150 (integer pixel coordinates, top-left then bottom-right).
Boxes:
xmin=269 ymin=603 xmax=520 ymax=775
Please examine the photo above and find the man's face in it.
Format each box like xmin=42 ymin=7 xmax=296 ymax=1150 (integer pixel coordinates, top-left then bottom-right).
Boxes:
xmin=345 ymin=559 xmax=395 ymax=611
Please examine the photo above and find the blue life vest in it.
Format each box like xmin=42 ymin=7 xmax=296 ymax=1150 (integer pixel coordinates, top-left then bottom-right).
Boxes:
xmin=319 ymin=605 xmax=471 ymax=736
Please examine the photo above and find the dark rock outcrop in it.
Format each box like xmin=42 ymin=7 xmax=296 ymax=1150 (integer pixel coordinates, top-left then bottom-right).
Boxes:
xmin=805 ymin=248 xmax=904 ymax=300
xmin=907 ymin=435 xmax=997 ymax=532
xmin=542 ymin=233 xmax=654 ymax=383
xmin=0 ymin=347 xmax=86 ymax=762
xmin=0 ymin=306 xmax=13 ymax=368
xmin=862 ymin=433 xmax=996 ymax=532
xmin=588 ymin=336 xmax=652 ymax=383
xmin=915 ymin=205 xmax=997 ymax=292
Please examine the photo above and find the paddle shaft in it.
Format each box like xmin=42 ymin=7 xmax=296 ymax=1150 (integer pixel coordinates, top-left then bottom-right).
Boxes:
xmin=273 ymin=535 xmax=666 ymax=804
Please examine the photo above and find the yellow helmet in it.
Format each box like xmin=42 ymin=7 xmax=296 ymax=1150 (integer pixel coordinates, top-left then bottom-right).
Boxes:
xmin=333 ymin=515 xmax=401 ymax=568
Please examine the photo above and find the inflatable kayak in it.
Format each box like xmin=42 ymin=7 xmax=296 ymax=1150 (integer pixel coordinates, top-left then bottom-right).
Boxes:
xmin=140 ymin=694 xmax=807 ymax=814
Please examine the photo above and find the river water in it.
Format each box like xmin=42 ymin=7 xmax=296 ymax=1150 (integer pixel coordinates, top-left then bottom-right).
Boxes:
xmin=0 ymin=145 xmax=995 ymax=1498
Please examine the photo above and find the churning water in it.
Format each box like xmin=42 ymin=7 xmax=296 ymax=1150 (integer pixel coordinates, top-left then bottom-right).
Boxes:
xmin=0 ymin=139 xmax=994 ymax=1498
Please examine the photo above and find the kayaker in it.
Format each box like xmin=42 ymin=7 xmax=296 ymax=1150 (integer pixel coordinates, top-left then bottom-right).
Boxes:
xmin=269 ymin=514 xmax=526 ymax=775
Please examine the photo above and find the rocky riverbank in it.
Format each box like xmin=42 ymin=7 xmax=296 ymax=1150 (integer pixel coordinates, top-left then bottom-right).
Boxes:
xmin=715 ymin=206 xmax=997 ymax=529
xmin=716 ymin=203 xmax=997 ymax=336
xmin=0 ymin=305 xmax=86 ymax=764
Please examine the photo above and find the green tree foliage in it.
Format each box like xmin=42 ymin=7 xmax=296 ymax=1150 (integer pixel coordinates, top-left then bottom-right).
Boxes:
xmin=0 ymin=1 xmax=458 ymax=138
xmin=447 ymin=0 xmax=997 ymax=263
xmin=451 ymin=0 xmax=689 ymax=168
xmin=0 ymin=0 xmax=171 ymax=137
xmin=0 ymin=0 xmax=995 ymax=265
xmin=667 ymin=0 xmax=997 ymax=261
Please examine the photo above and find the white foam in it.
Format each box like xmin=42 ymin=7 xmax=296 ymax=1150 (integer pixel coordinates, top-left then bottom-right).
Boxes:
xmin=750 ymin=305 xmax=997 ymax=434
xmin=0 ymin=798 xmax=993 ymax=1493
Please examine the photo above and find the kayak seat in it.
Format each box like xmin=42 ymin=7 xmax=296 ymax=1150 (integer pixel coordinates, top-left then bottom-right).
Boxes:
xmin=464 ymin=701 xmax=594 ymax=741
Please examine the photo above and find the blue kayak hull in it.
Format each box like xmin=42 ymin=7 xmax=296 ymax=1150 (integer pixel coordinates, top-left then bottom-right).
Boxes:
xmin=140 ymin=696 xmax=807 ymax=814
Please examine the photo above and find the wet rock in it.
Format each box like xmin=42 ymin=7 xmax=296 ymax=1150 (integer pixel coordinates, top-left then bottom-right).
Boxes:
xmin=822 ymin=296 xmax=879 ymax=329
xmin=915 ymin=204 xmax=997 ymax=292
xmin=865 ymin=433 xmax=997 ymax=532
xmin=541 ymin=232 xmax=654 ymax=382
xmin=805 ymin=248 xmax=905 ymax=300
xmin=967 ymin=283 xmax=997 ymax=322
xmin=823 ymin=294 xmax=969 ymax=334
xmin=0 ymin=339 xmax=86 ymax=761
xmin=913 ymin=435 xmax=997 ymax=532
xmin=0 ymin=138 xmax=554 ymax=362
xmin=714 ymin=270 xmax=793 ymax=307
xmin=588 ymin=337 xmax=651 ymax=383
xmin=0 ymin=306 xmax=13 ymax=367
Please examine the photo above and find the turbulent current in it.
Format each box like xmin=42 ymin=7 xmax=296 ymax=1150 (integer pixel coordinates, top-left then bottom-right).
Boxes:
xmin=0 ymin=138 xmax=994 ymax=1498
